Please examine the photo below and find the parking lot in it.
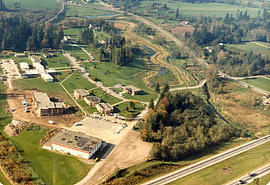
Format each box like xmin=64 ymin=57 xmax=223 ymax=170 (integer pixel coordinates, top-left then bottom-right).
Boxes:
xmin=69 ymin=116 xmax=129 ymax=144
xmin=0 ymin=59 xmax=21 ymax=79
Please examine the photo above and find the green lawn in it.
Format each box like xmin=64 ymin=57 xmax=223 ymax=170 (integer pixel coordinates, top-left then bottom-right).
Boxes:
xmin=170 ymin=142 xmax=270 ymax=185
xmin=114 ymin=102 xmax=146 ymax=117
xmin=62 ymin=72 xmax=96 ymax=93
xmin=14 ymin=78 xmax=74 ymax=105
xmin=3 ymin=0 xmax=59 ymax=10
xmin=65 ymin=46 xmax=89 ymax=61
xmin=42 ymin=53 xmax=72 ymax=68
xmin=83 ymin=61 xmax=158 ymax=102
xmin=10 ymin=129 xmax=92 ymax=185
xmin=227 ymin=42 xmax=270 ymax=57
xmin=243 ymin=77 xmax=270 ymax=92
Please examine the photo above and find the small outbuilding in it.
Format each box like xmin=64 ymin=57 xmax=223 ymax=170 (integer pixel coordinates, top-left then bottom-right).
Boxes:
xmin=125 ymin=85 xmax=142 ymax=96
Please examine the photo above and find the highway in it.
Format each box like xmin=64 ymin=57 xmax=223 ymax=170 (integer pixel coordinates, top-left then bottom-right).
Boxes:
xmin=143 ymin=135 xmax=270 ymax=185
xmin=226 ymin=164 xmax=270 ymax=185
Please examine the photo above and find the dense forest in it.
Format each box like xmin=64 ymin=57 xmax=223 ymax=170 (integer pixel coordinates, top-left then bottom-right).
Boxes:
xmin=0 ymin=16 xmax=64 ymax=51
xmin=184 ymin=10 xmax=270 ymax=76
xmin=141 ymin=91 xmax=238 ymax=161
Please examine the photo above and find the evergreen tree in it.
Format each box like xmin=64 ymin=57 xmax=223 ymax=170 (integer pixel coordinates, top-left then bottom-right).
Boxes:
xmin=0 ymin=0 xmax=6 ymax=10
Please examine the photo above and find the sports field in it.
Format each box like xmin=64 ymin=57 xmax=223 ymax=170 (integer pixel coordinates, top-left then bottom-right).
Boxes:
xmin=243 ymin=77 xmax=270 ymax=92
xmin=3 ymin=0 xmax=59 ymax=10
xmin=170 ymin=142 xmax=270 ymax=185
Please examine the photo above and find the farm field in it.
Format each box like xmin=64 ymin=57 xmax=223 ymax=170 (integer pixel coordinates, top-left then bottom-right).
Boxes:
xmin=137 ymin=1 xmax=260 ymax=18
xmin=66 ymin=5 xmax=118 ymax=17
xmin=10 ymin=128 xmax=92 ymax=185
xmin=3 ymin=0 xmax=59 ymax=10
xmin=169 ymin=142 xmax=270 ymax=185
xmin=227 ymin=42 xmax=270 ymax=57
xmin=243 ymin=77 xmax=270 ymax=92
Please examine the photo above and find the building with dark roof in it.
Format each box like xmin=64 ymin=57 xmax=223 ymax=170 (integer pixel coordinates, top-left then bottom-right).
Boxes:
xmin=84 ymin=96 xmax=101 ymax=107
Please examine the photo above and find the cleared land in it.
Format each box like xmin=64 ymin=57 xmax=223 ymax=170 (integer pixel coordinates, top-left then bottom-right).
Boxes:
xmin=169 ymin=142 xmax=270 ymax=185
xmin=66 ymin=5 xmax=117 ymax=17
xmin=3 ymin=0 xmax=59 ymax=9
xmin=227 ymin=42 xmax=270 ymax=57
xmin=243 ymin=78 xmax=270 ymax=92
xmin=10 ymin=129 xmax=92 ymax=185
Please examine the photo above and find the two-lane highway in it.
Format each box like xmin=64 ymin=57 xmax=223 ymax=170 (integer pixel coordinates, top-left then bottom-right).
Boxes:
xmin=143 ymin=135 xmax=270 ymax=185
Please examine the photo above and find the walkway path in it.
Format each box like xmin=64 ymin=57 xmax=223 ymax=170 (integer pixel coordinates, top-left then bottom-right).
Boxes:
xmin=253 ymin=42 xmax=270 ymax=49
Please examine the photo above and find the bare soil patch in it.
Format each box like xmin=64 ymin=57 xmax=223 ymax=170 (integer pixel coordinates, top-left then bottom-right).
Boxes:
xmin=170 ymin=26 xmax=195 ymax=38
xmin=220 ymin=167 xmax=232 ymax=175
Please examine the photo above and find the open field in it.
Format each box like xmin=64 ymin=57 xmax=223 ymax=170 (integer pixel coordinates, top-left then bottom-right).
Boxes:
xmin=42 ymin=53 xmax=71 ymax=68
xmin=170 ymin=142 xmax=270 ymax=185
xmin=14 ymin=78 xmax=75 ymax=104
xmin=3 ymin=0 xmax=59 ymax=10
xmin=250 ymin=173 xmax=270 ymax=185
xmin=65 ymin=46 xmax=89 ymax=61
xmin=227 ymin=42 xmax=270 ymax=57
xmin=114 ymin=102 xmax=146 ymax=117
xmin=10 ymin=128 xmax=92 ymax=185
xmin=82 ymin=61 xmax=158 ymax=102
xmin=243 ymin=77 xmax=270 ymax=92
xmin=66 ymin=5 xmax=118 ymax=17
xmin=210 ymin=81 xmax=270 ymax=136
xmin=137 ymin=1 xmax=260 ymax=19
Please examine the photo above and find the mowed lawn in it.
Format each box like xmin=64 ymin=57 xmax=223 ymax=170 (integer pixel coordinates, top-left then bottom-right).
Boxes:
xmin=170 ymin=142 xmax=270 ymax=185
xmin=42 ymin=53 xmax=72 ymax=68
xmin=10 ymin=129 xmax=92 ymax=185
xmin=3 ymin=0 xmax=59 ymax=9
xmin=243 ymin=77 xmax=270 ymax=92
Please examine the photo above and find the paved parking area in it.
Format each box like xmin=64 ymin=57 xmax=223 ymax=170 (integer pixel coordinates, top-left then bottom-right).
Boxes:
xmin=69 ymin=117 xmax=126 ymax=144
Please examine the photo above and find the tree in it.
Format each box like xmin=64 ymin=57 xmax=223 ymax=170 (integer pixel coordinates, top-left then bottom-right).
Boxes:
xmin=175 ymin=8 xmax=179 ymax=20
xmin=163 ymin=83 xmax=170 ymax=93
xmin=0 ymin=0 xmax=6 ymax=10
xmin=129 ymin=101 xmax=135 ymax=109
xmin=149 ymin=99 xmax=154 ymax=110
xmin=155 ymin=83 xmax=160 ymax=93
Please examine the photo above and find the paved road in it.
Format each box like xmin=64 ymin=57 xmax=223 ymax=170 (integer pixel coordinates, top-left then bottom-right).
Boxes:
xmin=143 ymin=135 xmax=270 ymax=185
xmin=226 ymin=164 xmax=270 ymax=185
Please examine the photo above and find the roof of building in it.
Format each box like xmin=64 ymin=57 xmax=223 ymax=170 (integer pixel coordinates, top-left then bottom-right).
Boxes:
xmin=19 ymin=62 xmax=29 ymax=69
xmin=30 ymin=55 xmax=42 ymax=63
xmin=74 ymin=89 xmax=89 ymax=96
xmin=41 ymin=73 xmax=54 ymax=80
xmin=33 ymin=92 xmax=65 ymax=109
xmin=84 ymin=96 xmax=101 ymax=103
xmin=22 ymin=69 xmax=39 ymax=75
xmin=125 ymin=85 xmax=141 ymax=92
xmin=48 ymin=129 xmax=102 ymax=153
xmin=96 ymin=103 xmax=113 ymax=111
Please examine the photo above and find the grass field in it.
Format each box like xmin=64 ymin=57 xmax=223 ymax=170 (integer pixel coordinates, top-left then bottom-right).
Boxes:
xmin=10 ymin=128 xmax=92 ymax=185
xmin=250 ymin=173 xmax=270 ymax=185
xmin=137 ymin=1 xmax=260 ymax=19
xmin=227 ymin=42 xmax=270 ymax=57
xmin=3 ymin=0 xmax=59 ymax=10
xmin=66 ymin=5 xmax=117 ymax=17
xmin=170 ymin=142 xmax=270 ymax=185
xmin=65 ymin=46 xmax=89 ymax=61
xmin=82 ymin=61 xmax=158 ymax=102
xmin=14 ymin=78 xmax=75 ymax=105
xmin=243 ymin=77 xmax=270 ymax=92
xmin=114 ymin=102 xmax=146 ymax=117
xmin=42 ymin=53 xmax=71 ymax=68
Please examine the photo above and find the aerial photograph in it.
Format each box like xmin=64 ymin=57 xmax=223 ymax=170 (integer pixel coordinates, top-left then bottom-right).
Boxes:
xmin=0 ymin=0 xmax=269 ymax=184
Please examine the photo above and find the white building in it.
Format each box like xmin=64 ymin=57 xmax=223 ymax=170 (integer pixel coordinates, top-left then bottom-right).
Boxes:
xmin=19 ymin=62 xmax=30 ymax=71
xmin=33 ymin=63 xmax=45 ymax=73
xmin=41 ymin=73 xmax=54 ymax=82
xmin=30 ymin=55 xmax=42 ymax=63
xmin=15 ymin=53 xmax=26 ymax=58
xmin=43 ymin=129 xmax=103 ymax=159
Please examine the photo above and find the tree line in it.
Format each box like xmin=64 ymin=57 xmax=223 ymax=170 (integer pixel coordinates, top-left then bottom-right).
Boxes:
xmin=0 ymin=16 xmax=64 ymax=51
xmin=0 ymin=0 xmax=5 ymax=10
xmin=141 ymin=91 xmax=239 ymax=161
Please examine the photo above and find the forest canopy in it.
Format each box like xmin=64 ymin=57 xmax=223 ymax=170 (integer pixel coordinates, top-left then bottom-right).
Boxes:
xmin=141 ymin=92 xmax=238 ymax=161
